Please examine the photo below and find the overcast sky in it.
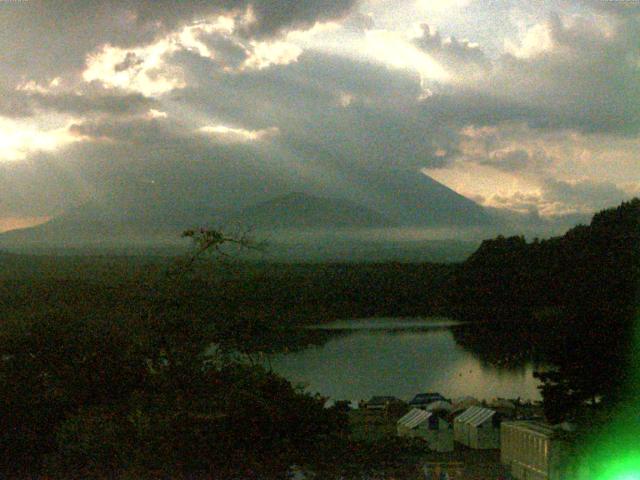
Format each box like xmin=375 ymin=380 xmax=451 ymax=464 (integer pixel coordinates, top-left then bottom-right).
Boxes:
xmin=0 ymin=0 xmax=638 ymax=232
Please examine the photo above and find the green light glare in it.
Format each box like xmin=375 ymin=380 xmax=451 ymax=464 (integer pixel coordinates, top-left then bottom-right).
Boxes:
xmin=575 ymin=425 xmax=640 ymax=479
xmin=603 ymin=457 xmax=640 ymax=480
xmin=598 ymin=458 xmax=640 ymax=480
xmin=578 ymin=451 xmax=640 ymax=479
xmin=575 ymin=309 xmax=640 ymax=480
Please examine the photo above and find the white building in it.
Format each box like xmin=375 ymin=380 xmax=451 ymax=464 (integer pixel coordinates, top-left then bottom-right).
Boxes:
xmin=425 ymin=400 xmax=453 ymax=413
xmin=454 ymin=406 xmax=501 ymax=449
xmin=397 ymin=408 xmax=454 ymax=452
xmin=501 ymin=421 xmax=572 ymax=480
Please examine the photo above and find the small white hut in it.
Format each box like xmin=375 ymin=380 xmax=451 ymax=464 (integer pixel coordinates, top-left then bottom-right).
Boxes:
xmin=501 ymin=421 xmax=572 ymax=480
xmin=397 ymin=408 xmax=454 ymax=452
xmin=425 ymin=400 xmax=453 ymax=413
xmin=454 ymin=406 xmax=501 ymax=449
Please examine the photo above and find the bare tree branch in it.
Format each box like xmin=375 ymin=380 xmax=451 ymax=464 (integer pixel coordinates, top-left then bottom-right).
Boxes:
xmin=167 ymin=227 xmax=267 ymax=277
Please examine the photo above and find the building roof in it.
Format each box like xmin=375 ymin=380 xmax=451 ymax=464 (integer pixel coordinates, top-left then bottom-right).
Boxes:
xmin=398 ymin=408 xmax=433 ymax=429
xmin=455 ymin=406 xmax=496 ymax=427
xmin=501 ymin=421 xmax=557 ymax=437
xmin=409 ymin=392 xmax=446 ymax=405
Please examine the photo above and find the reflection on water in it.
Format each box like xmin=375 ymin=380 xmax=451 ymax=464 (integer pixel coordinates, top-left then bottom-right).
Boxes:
xmin=270 ymin=318 xmax=542 ymax=402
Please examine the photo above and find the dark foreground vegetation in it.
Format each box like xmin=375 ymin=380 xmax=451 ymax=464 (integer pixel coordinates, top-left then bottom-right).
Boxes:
xmin=0 ymin=239 xmax=430 ymax=478
xmin=0 ymin=199 xmax=638 ymax=478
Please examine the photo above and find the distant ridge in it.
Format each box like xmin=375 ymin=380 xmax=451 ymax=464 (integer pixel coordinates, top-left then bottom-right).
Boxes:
xmin=0 ymin=199 xmax=214 ymax=249
xmin=0 ymin=169 xmax=499 ymax=254
xmin=221 ymin=192 xmax=395 ymax=229
xmin=343 ymin=169 xmax=494 ymax=227
xmin=0 ymin=192 xmax=392 ymax=249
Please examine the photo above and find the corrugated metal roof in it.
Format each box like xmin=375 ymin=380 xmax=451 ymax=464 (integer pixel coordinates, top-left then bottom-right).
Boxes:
xmin=454 ymin=405 xmax=483 ymax=422
xmin=502 ymin=421 xmax=555 ymax=437
xmin=455 ymin=406 xmax=496 ymax=427
xmin=468 ymin=408 xmax=496 ymax=427
xmin=398 ymin=408 xmax=432 ymax=429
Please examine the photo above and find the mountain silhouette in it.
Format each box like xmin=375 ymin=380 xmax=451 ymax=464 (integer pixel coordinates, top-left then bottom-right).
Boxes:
xmin=0 ymin=170 xmax=495 ymax=251
xmin=220 ymin=192 xmax=395 ymax=229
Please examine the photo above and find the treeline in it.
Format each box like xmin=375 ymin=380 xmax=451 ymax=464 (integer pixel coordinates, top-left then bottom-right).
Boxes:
xmin=443 ymin=198 xmax=639 ymax=319
xmin=185 ymin=261 xmax=453 ymax=323
xmin=446 ymin=199 xmax=640 ymax=422
xmin=0 ymin=256 xmax=454 ymax=330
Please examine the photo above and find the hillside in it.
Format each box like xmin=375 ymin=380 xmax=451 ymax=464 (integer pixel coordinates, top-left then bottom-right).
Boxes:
xmin=0 ymin=170 xmax=497 ymax=254
xmin=444 ymin=198 xmax=640 ymax=317
xmin=344 ymin=169 xmax=494 ymax=227
xmin=221 ymin=192 xmax=395 ymax=229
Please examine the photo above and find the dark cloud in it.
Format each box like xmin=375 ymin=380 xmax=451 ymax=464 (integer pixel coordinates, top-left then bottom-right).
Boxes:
xmin=542 ymin=178 xmax=632 ymax=211
xmin=173 ymin=51 xmax=460 ymax=170
xmin=196 ymin=33 xmax=250 ymax=70
xmin=414 ymin=23 xmax=490 ymax=71
xmin=0 ymin=88 xmax=35 ymax=118
xmin=232 ymin=0 xmax=358 ymax=38
xmin=479 ymin=149 xmax=530 ymax=172
xmin=492 ymin=13 xmax=640 ymax=134
xmin=422 ymin=90 xmax=547 ymax=128
xmin=38 ymin=91 xmax=155 ymax=116
xmin=341 ymin=12 xmax=374 ymax=32
xmin=67 ymin=115 xmax=188 ymax=143
xmin=0 ymin=88 xmax=155 ymax=118
xmin=114 ymin=52 xmax=144 ymax=72
xmin=0 ymin=0 xmax=358 ymax=83
xmin=91 ymin=0 xmax=358 ymax=39
xmin=416 ymin=11 xmax=640 ymax=135
xmin=578 ymin=0 xmax=640 ymax=15
xmin=477 ymin=148 xmax=553 ymax=173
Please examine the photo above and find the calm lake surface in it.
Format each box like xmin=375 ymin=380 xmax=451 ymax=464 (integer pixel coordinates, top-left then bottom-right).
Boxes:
xmin=270 ymin=318 xmax=542 ymax=402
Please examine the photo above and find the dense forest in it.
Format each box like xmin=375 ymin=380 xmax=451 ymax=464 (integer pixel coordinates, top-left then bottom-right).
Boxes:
xmin=0 ymin=199 xmax=638 ymax=477
xmin=0 ymin=255 xmax=452 ymax=319
xmin=448 ymin=199 xmax=640 ymax=422
xmin=444 ymin=198 xmax=639 ymax=318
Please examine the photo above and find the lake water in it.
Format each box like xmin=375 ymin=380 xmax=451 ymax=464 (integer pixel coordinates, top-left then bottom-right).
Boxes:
xmin=270 ymin=318 xmax=542 ymax=402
